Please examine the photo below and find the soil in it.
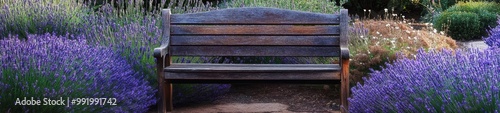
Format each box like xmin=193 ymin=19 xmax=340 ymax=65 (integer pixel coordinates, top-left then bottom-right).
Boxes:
xmin=211 ymin=84 xmax=342 ymax=112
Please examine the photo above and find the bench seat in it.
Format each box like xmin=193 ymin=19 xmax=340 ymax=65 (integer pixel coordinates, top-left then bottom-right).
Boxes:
xmin=164 ymin=64 xmax=341 ymax=81
xmin=165 ymin=63 xmax=340 ymax=72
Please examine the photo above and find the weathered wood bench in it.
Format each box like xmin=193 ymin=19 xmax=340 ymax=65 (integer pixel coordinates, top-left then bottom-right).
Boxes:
xmin=154 ymin=7 xmax=350 ymax=113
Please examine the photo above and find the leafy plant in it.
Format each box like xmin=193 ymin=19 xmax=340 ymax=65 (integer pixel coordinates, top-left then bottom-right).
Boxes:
xmin=433 ymin=2 xmax=500 ymax=40
xmin=349 ymin=48 xmax=500 ymax=112
xmin=0 ymin=34 xmax=156 ymax=112
xmin=434 ymin=11 xmax=481 ymax=40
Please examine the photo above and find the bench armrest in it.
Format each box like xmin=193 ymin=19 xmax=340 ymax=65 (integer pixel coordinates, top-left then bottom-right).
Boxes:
xmin=340 ymin=47 xmax=349 ymax=60
xmin=154 ymin=46 xmax=168 ymax=58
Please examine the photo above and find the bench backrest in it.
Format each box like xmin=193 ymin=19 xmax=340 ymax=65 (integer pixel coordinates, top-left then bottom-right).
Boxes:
xmin=163 ymin=7 xmax=349 ymax=57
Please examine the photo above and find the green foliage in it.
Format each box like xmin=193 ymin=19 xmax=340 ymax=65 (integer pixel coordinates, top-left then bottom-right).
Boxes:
xmin=221 ymin=0 xmax=345 ymax=13
xmin=418 ymin=0 xmax=456 ymax=22
xmin=433 ymin=2 xmax=500 ymax=40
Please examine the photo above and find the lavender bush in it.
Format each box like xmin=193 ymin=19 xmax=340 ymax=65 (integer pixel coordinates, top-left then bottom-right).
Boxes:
xmin=349 ymin=48 xmax=500 ymax=112
xmin=81 ymin=1 xmax=231 ymax=105
xmin=0 ymin=0 xmax=88 ymax=38
xmin=485 ymin=19 xmax=500 ymax=48
xmin=0 ymin=34 xmax=155 ymax=112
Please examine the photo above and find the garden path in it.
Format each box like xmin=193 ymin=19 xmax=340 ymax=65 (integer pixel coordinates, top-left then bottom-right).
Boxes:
xmin=460 ymin=40 xmax=489 ymax=50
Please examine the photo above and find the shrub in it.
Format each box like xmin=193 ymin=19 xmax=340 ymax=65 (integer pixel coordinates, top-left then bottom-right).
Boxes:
xmin=0 ymin=34 xmax=156 ymax=112
xmin=349 ymin=20 xmax=458 ymax=84
xmin=0 ymin=0 xmax=88 ymax=38
xmin=485 ymin=19 xmax=500 ymax=48
xmin=433 ymin=2 xmax=500 ymax=40
xmin=434 ymin=11 xmax=482 ymax=40
xmin=349 ymin=48 xmax=500 ymax=112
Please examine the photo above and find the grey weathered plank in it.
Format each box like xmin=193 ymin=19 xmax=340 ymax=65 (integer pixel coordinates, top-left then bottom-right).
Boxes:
xmin=171 ymin=25 xmax=340 ymax=35
xmin=339 ymin=9 xmax=349 ymax=49
xmin=164 ymin=72 xmax=341 ymax=80
xmin=170 ymin=36 xmax=340 ymax=46
xmin=171 ymin=7 xmax=340 ymax=25
xmin=164 ymin=63 xmax=340 ymax=72
xmin=170 ymin=46 xmax=340 ymax=56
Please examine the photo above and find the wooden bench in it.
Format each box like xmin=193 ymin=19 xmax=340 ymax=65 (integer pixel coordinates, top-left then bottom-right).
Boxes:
xmin=154 ymin=7 xmax=350 ymax=113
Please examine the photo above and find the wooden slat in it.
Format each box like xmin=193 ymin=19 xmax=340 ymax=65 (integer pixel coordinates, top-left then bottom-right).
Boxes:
xmin=171 ymin=7 xmax=340 ymax=25
xmin=170 ymin=46 xmax=340 ymax=56
xmin=340 ymin=9 xmax=349 ymax=49
xmin=165 ymin=64 xmax=340 ymax=72
xmin=171 ymin=25 xmax=340 ymax=35
xmin=171 ymin=36 xmax=340 ymax=46
xmin=169 ymin=80 xmax=341 ymax=84
xmin=164 ymin=72 xmax=341 ymax=80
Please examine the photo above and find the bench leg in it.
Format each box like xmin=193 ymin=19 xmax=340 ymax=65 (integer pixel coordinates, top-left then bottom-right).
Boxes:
xmin=340 ymin=60 xmax=350 ymax=113
xmin=165 ymin=80 xmax=173 ymax=112
xmin=158 ymin=79 xmax=173 ymax=113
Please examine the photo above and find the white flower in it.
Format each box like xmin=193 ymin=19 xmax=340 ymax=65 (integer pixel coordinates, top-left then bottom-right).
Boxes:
xmin=395 ymin=27 xmax=400 ymax=29
xmin=368 ymin=9 xmax=371 ymax=12
xmin=440 ymin=31 xmax=445 ymax=35
xmin=384 ymin=8 xmax=388 ymax=13
xmin=392 ymin=14 xmax=397 ymax=16
xmin=406 ymin=30 xmax=411 ymax=34
xmin=376 ymin=31 xmax=380 ymax=34
xmin=433 ymin=29 xmax=437 ymax=33
xmin=402 ymin=15 xmax=405 ymax=18
xmin=364 ymin=9 xmax=366 ymax=12
xmin=386 ymin=24 xmax=390 ymax=27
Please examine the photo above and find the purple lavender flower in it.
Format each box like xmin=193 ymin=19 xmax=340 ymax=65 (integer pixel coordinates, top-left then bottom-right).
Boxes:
xmin=485 ymin=19 xmax=500 ymax=48
xmin=0 ymin=33 xmax=155 ymax=112
xmin=350 ymin=48 xmax=500 ymax=112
